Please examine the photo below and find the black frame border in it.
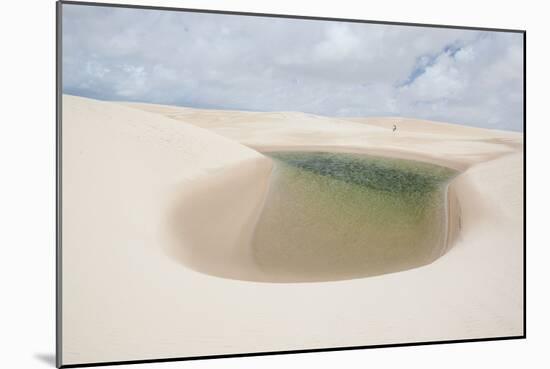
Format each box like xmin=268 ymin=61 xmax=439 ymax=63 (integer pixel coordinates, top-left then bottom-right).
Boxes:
xmin=56 ymin=1 xmax=527 ymax=368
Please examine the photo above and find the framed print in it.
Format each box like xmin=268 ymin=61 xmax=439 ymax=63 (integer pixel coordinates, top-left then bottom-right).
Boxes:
xmin=57 ymin=1 xmax=525 ymax=367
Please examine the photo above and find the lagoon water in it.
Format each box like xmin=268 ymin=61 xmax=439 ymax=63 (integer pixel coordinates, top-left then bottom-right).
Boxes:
xmin=252 ymin=152 xmax=458 ymax=282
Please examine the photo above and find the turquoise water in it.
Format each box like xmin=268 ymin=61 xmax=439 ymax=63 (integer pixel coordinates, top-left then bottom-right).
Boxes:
xmin=251 ymin=152 xmax=458 ymax=282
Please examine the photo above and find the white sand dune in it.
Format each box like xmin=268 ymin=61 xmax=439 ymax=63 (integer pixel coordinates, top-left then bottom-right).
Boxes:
xmin=125 ymin=102 xmax=522 ymax=170
xmin=61 ymin=95 xmax=523 ymax=365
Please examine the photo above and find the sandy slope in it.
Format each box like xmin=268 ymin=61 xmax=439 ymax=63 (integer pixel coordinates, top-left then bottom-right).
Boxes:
xmin=62 ymin=96 xmax=523 ymax=365
xmin=61 ymin=95 xmax=273 ymax=363
xmin=125 ymin=102 xmax=522 ymax=171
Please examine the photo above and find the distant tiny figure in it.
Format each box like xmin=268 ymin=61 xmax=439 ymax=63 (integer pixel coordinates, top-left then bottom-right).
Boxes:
xmin=392 ymin=124 xmax=397 ymax=132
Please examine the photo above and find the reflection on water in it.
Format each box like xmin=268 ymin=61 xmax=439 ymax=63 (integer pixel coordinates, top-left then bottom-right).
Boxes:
xmin=252 ymin=152 xmax=458 ymax=282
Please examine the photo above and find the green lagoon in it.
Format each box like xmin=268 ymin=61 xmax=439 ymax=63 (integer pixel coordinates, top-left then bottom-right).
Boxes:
xmin=252 ymin=151 xmax=458 ymax=282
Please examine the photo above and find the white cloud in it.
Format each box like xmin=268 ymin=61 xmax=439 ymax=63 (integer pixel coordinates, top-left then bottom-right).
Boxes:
xmin=399 ymin=53 xmax=466 ymax=101
xmin=62 ymin=4 xmax=524 ymax=131
xmin=313 ymin=24 xmax=361 ymax=61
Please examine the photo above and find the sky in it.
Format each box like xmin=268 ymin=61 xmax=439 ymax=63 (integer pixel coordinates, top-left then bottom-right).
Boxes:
xmin=62 ymin=4 xmax=524 ymax=131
